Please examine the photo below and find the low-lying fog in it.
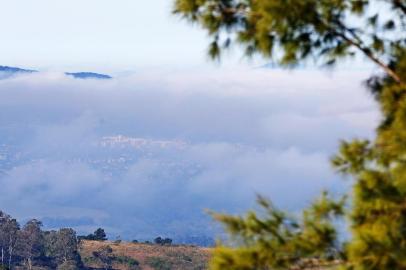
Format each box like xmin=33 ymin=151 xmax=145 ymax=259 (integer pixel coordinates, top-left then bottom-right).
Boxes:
xmin=0 ymin=68 xmax=378 ymax=243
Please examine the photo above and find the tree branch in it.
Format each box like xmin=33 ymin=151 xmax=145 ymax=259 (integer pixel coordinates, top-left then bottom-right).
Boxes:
xmin=329 ymin=19 xmax=404 ymax=84
xmin=336 ymin=31 xmax=403 ymax=84
xmin=391 ymin=0 xmax=406 ymax=15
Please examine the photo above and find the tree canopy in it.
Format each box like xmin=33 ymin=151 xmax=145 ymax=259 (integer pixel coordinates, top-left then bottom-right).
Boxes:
xmin=174 ymin=0 xmax=406 ymax=269
xmin=0 ymin=212 xmax=83 ymax=270
xmin=174 ymin=0 xmax=405 ymax=83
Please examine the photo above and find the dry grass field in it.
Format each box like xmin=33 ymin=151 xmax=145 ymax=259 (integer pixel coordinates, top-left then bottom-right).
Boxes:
xmin=79 ymin=240 xmax=341 ymax=270
xmin=79 ymin=240 xmax=211 ymax=270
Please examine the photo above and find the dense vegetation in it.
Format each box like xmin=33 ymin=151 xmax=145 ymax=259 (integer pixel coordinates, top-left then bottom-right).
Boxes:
xmin=0 ymin=211 xmax=195 ymax=270
xmin=0 ymin=211 xmax=82 ymax=270
xmin=174 ymin=0 xmax=406 ymax=269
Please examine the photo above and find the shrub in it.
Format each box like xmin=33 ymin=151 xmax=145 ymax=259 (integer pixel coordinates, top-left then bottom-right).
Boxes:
xmin=146 ymin=257 xmax=173 ymax=270
xmin=154 ymin=237 xmax=173 ymax=246
xmin=114 ymin=256 xmax=139 ymax=268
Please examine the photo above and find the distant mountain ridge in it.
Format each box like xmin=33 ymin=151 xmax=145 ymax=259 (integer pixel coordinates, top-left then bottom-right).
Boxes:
xmin=65 ymin=72 xmax=112 ymax=79
xmin=0 ymin=65 xmax=112 ymax=79
xmin=0 ymin=65 xmax=37 ymax=73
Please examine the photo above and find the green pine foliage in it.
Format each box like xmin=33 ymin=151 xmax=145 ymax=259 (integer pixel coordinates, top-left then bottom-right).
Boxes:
xmin=334 ymin=52 xmax=406 ymax=270
xmin=173 ymin=0 xmax=404 ymax=83
xmin=209 ymin=194 xmax=345 ymax=270
xmin=173 ymin=0 xmax=406 ymax=269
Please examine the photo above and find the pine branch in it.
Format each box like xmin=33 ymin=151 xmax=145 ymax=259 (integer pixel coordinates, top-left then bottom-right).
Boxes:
xmin=337 ymin=31 xmax=403 ymax=84
xmin=327 ymin=18 xmax=404 ymax=85
xmin=392 ymin=0 xmax=406 ymax=15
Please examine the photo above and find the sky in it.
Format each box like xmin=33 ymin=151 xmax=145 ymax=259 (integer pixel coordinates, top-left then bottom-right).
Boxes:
xmin=0 ymin=1 xmax=381 ymax=242
xmin=0 ymin=0 xmax=213 ymax=71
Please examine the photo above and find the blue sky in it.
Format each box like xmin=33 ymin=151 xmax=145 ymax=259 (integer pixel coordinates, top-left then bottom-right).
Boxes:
xmin=0 ymin=0 xmax=375 ymax=72
xmin=0 ymin=0 xmax=215 ymax=71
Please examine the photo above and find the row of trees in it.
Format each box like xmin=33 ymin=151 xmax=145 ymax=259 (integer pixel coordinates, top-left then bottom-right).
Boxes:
xmin=0 ymin=211 xmax=82 ymax=270
xmin=153 ymin=237 xmax=173 ymax=246
xmin=0 ymin=211 xmax=176 ymax=270
xmin=78 ymin=228 xmax=107 ymax=241
xmin=173 ymin=0 xmax=406 ymax=269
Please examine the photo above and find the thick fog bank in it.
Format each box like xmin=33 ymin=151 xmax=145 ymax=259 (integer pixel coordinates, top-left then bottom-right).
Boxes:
xmin=0 ymin=69 xmax=377 ymax=243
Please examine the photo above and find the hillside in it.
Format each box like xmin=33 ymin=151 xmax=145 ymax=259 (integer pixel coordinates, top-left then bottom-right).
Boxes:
xmin=79 ymin=240 xmax=211 ymax=270
xmin=78 ymin=241 xmax=341 ymax=270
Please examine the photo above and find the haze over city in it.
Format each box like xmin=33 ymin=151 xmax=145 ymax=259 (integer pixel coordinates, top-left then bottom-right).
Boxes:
xmin=0 ymin=0 xmax=379 ymax=243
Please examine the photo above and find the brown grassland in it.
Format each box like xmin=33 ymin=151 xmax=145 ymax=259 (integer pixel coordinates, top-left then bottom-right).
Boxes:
xmin=79 ymin=240 xmax=341 ymax=270
xmin=79 ymin=240 xmax=211 ymax=270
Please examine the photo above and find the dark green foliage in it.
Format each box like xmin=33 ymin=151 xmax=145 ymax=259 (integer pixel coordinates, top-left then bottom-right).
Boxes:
xmin=154 ymin=237 xmax=163 ymax=245
xmin=93 ymin=229 xmax=107 ymax=241
xmin=163 ymin=238 xmax=173 ymax=245
xmin=154 ymin=237 xmax=173 ymax=246
xmin=78 ymin=228 xmax=107 ymax=241
xmin=0 ymin=211 xmax=84 ymax=270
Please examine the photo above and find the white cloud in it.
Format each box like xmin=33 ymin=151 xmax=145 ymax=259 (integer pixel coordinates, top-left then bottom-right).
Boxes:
xmin=0 ymin=68 xmax=378 ymax=241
